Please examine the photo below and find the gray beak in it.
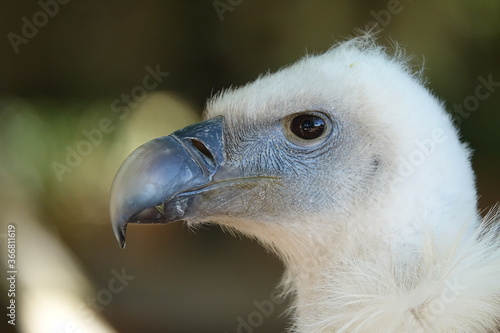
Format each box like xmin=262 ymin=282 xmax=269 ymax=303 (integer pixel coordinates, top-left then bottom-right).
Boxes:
xmin=110 ymin=117 xmax=225 ymax=248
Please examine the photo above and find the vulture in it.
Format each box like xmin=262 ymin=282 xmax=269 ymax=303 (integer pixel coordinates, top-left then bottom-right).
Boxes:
xmin=110 ymin=37 xmax=500 ymax=332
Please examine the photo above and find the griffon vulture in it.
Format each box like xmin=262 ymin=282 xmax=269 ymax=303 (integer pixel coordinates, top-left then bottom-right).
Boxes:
xmin=110 ymin=37 xmax=500 ymax=332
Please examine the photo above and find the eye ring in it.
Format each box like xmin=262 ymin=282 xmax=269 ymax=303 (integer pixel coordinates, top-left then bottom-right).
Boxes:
xmin=283 ymin=111 xmax=332 ymax=147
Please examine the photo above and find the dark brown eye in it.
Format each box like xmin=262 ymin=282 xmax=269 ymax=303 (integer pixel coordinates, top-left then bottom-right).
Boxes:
xmin=290 ymin=114 xmax=326 ymax=140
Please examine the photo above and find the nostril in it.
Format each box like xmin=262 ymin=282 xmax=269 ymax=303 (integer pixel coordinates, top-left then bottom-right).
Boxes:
xmin=191 ymin=139 xmax=215 ymax=165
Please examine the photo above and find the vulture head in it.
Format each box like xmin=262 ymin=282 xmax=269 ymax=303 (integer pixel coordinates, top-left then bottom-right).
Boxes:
xmin=110 ymin=37 xmax=500 ymax=332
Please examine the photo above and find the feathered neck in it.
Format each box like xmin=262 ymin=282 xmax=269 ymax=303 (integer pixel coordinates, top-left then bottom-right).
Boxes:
xmin=272 ymin=209 xmax=500 ymax=333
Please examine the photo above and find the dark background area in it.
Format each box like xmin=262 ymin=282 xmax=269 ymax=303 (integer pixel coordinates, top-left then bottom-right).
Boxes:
xmin=0 ymin=1 xmax=498 ymax=332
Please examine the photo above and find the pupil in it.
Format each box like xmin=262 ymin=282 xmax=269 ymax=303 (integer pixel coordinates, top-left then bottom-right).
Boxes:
xmin=291 ymin=115 xmax=325 ymax=140
xmin=303 ymin=120 xmax=314 ymax=131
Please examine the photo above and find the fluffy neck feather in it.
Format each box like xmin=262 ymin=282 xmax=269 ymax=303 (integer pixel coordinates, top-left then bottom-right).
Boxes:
xmin=258 ymin=204 xmax=500 ymax=333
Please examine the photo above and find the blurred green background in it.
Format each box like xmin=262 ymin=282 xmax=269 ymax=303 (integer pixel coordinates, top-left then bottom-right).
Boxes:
xmin=0 ymin=1 xmax=499 ymax=332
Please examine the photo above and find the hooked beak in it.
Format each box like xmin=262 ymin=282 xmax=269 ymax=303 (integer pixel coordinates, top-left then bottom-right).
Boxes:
xmin=110 ymin=117 xmax=225 ymax=248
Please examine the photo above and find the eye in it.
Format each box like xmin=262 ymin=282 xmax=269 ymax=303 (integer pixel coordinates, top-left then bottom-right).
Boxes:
xmin=284 ymin=112 xmax=332 ymax=146
xmin=290 ymin=114 xmax=326 ymax=140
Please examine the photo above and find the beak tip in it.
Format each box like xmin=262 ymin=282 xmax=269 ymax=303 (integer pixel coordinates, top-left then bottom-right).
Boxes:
xmin=118 ymin=233 xmax=126 ymax=249
xmin=113 ymin=223 xmax=127 ymax=249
